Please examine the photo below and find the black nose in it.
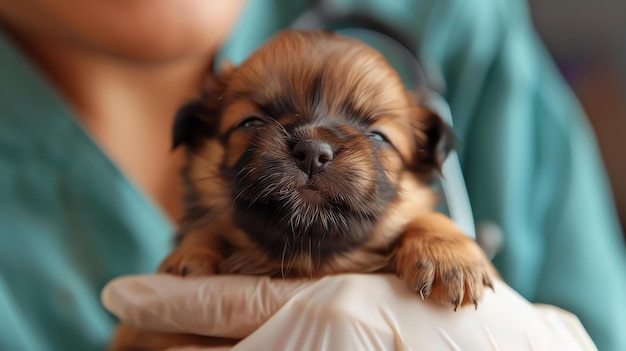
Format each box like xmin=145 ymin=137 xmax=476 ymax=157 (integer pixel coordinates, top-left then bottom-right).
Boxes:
xmin=293 ymin=140 xmax=334 ymax=175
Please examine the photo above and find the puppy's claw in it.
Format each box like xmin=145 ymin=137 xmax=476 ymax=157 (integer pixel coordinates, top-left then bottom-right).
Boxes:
xmin=158 ymin=247 xmax=220 ymax=277
xmin=484 ymin=275 xmax=495 ymax=291
xmin=419 ymin=285 xmax=430 ymax=300
xmin=452 ymin=299 xmax=460 ymax=312
xmin=472 ymin=292 xmax=478 ymax=311
xmin=394 ymin=219 xmax=497 ymax=311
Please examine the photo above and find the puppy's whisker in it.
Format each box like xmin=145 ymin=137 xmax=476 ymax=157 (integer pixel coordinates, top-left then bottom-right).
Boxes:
xmin=267 ymin=118 xmax=291 ymax=138
xmin=299 ymin=240 xmax=306 ymax=276
xmin=232 ymin=180 xmax=258 ymax=206
xmin=304 ymin=237 xmax=314 ymax=278
xmin=284 ymin=243 xmax=297 ymax=277
xmin=280 ymin=241 xmax=290 ymax=278
xmin=233 ymin=165 xmax=256 ymax=182
xmin=248 ymin=180 xmax=284 ymax=208
xmin=315 ymin=240 xmax=323 ymax=271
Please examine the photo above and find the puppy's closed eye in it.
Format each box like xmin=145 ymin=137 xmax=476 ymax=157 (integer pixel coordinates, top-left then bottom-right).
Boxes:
xmin=367 ymin=130 xmax=390 ymax=143
xmin=237 ymin=116 xmax=266 ymax=129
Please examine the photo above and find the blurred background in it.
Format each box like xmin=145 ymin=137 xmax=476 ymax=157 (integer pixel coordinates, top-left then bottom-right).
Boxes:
xmin=528 ymin=0 xmax=626 ymax=236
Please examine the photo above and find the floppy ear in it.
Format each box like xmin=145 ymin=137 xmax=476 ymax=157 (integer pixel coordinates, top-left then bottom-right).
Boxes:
xmin=410 ymin=92 xmax=456 ymax=175
xmin=417 ymin=112 xmax=456 ymax=172
xmin=172 ymin=66 xmax=233 ymax=151
xmin=172 ymin=99 xmax=218 ymax=150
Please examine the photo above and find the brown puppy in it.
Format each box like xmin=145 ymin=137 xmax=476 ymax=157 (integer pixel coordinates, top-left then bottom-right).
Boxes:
xmin=111 ymin=30 xmax=496 ymax=350
xmin=163 ymin=29 xmax=495 ymax=301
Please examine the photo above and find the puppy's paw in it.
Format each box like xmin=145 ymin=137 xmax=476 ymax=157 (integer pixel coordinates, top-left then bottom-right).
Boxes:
xmin=158 ymin=247 xmax=221 ymax=277
xmin=394 ymin=214 xmax=496 ymax=310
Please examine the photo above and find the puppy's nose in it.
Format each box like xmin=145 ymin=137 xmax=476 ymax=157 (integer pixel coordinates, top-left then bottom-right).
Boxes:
xmin=293 ymin=140 xmax=334 ymax=175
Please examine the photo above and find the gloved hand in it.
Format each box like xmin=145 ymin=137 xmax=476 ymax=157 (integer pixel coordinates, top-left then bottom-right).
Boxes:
xmin=102 ymin=274 xmax=597 ymax=351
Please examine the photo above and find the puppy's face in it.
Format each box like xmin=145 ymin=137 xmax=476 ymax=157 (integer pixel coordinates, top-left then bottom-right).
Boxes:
xmin=175 ymin=31 xmax=452 ymax=276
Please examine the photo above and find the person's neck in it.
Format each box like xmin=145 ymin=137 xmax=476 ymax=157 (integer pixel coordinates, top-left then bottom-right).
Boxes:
xmin=19 ymin=35 xmax=212 ymax=221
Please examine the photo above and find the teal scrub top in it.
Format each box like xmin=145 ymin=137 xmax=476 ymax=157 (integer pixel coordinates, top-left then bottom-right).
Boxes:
xmin=0 ymin=28 xmax=174 ymax=350
xmin=1 ymin=0 xmax=625 ymax=350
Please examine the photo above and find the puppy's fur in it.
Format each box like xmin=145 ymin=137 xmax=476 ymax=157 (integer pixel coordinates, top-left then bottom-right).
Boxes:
xmin=111 ymin=30 xmax=496 ymax=351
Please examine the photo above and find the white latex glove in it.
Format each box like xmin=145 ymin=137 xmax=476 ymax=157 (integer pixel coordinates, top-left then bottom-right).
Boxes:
xmin=102 ymin=274 xmax=597 ymax=351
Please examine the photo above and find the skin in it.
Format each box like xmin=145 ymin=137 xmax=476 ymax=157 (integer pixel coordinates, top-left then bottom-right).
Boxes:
xmin=0 ymin=0 xmax=247 ymax=220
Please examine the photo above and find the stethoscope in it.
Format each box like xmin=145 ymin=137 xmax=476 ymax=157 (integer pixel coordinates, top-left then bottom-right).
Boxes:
xmin=290 ymin=0 xmax=478 ymax=240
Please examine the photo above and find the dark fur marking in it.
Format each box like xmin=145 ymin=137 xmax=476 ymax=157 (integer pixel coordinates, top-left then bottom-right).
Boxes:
xmin=412 ymin=113 xmax=456 ymax=175
xmin=172 ymin=100 xmax=219 ymax=150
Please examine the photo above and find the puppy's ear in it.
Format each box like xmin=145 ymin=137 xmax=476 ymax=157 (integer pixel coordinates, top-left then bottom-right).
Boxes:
xmin=411 ymin=93 xmax=456 ymax=175
xmin=416 ymin=112 xmax=455 ymax=172
xmin=172 ymin=100 xmax=218 ymax=150
xmin=172 ymin=67 xmax=233 ymax=151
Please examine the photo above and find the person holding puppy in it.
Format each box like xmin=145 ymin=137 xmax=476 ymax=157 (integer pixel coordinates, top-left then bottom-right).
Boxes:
xmin=0 ymin=1 xmax=624 ymax=351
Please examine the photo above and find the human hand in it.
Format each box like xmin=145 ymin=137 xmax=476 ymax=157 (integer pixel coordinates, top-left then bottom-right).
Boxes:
xmin=102 ymin=274 xmax=597 ymax=351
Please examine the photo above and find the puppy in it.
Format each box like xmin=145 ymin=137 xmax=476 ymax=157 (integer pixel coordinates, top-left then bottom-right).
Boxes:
xmin=111 ymin=30 xmax=496 ymax=350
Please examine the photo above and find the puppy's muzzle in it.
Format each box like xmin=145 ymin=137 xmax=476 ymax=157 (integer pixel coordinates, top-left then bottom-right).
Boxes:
xmin=293 ymin=140 xmax=334 ymax=176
